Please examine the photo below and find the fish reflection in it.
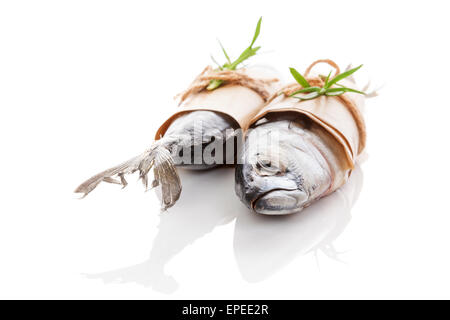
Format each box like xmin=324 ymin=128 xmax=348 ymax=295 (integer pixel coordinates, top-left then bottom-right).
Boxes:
xmin=86 ymin=165 xmax=363 ymax=292
xmin=85 ymin=167 xmax=242 ymax=293
xmin=233 ymin=164 xmax=363 ymax=282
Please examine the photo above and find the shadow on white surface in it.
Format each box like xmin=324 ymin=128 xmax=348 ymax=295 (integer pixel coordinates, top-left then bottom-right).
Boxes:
xmin=233 ymin=165 xmax=363 ymax=282
xmin=85 ymin=165 xmax=363 ymax=293
xmin=85 ymin=167 xmax=244 ymax=294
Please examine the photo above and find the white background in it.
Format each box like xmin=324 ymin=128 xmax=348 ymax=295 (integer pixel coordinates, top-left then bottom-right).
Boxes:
xmin=1 ymin=0 xmax=449 ymax=299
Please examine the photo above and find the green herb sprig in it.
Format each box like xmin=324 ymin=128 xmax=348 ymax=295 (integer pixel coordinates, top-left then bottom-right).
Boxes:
xmin=207 ymin=17 xmax=263 ymax=90
xmin=288 ymin=64 xmax=365 ymax=101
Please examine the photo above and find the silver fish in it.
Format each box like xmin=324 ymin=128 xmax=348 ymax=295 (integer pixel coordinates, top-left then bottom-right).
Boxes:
xmin=235 ymin=113 xmax=351 ymax=215
xmin=75 ymin=110 xmax=236 ymax=209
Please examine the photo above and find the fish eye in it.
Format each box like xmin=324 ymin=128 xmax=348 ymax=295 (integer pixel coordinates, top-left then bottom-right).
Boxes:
xmin=259 ymin=159 xmax=273 ymax=168
xmin=254 ymin=157 xmax=285 ymax=176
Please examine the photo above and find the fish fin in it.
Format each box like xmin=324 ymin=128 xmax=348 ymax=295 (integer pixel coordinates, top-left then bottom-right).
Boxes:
xmin=74 ymin=155 xmax=142 ymax=196
xmin=103 ymin=177 xmax=122 ymax=185
xmin=153 ymin=146 xmax=182 ymax=210
xmin=75 ymin=142 xmax=182 ymax=210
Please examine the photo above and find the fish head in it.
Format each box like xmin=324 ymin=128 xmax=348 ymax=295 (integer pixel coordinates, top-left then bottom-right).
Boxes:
xmin=235 ymin=119 xmax=332 ymax=215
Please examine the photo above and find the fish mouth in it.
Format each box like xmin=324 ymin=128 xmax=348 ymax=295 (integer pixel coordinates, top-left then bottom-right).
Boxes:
xmin=251 ymin=188 xmax=308 ymax=215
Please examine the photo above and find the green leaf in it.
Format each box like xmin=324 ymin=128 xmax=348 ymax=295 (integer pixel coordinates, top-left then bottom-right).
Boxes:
xmin=292 ymin=91 xmax=320 ymax=100
xmin=210 ymin=55 xmax=223 ymax=70
xmin=224 ymin=17 xmax=263 ymax=71
xmin=218 ymin=40 xmax=231 ymax=65
xmin=289 ymin=67 xmax=310 ymax=88
xmin=289 ymin=87 xmax=321 ymax=96
xmin=341 ymin=87 xmax=366 ymax=95
xmin=208 ymin=17 xmax=264 ymax=90
xmin=207 ymin=79 xmax=223 ymax=90
xmin=326 ymin=87 xmax=366 ymax=95
xmin=250 ymin=17 xmax=262 ymax=47
xmin=230 ymin=46 xmax=260 ymax=69
xmin=324 ymin=71 xmax=332 ymax=87
xmin=325 ymin=90 xmax=345 ymax=96
xmin=326 ymin=64 xmax=363 ymax=88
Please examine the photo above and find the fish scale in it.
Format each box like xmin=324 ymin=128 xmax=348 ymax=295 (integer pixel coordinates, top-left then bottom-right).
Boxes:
xmin=235 ymin=113 xmax=349 ymax=215
xmin=75 ymin=110 xmax=236 ymax=209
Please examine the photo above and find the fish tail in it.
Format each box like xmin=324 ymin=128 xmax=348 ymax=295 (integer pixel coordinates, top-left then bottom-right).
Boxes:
xmin=74 ymin=140 xmax=182 ymax=210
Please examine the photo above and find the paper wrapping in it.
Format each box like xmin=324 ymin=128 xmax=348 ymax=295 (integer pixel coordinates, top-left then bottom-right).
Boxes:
xmin=155 ymin=66 xmax=280 ymax=140
xmin=248 ymin=78 xmax=366 ymax=171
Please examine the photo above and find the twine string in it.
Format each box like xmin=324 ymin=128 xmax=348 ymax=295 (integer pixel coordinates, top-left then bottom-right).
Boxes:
xmin=268 ymin=59 xmax=366 ymax=154
xmin=176 ymin=66 xmax=279 ymax=105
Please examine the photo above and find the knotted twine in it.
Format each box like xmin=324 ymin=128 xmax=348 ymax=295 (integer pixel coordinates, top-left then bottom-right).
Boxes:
xmin=176 ymin=66 xmax=279 ymax=105
xmin=268 ymin=59 xmax=367 ymax=154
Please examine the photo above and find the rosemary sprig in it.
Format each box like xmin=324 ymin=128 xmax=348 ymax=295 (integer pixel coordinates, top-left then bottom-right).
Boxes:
xmin=288 ymin=64 xmax=365 ymax=100
xmin=207 ymin=17 xmax=263 ymax=90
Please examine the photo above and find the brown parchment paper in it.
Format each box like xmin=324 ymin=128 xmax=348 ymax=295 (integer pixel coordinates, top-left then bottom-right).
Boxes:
xmin=155 ymin=66 xmax=280 ymax=140
xmin=248 ymin=78 xmax=366 ymax=170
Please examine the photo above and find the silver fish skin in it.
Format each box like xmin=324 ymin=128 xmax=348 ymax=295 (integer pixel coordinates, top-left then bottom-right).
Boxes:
xmin=164 ymin=110 xmax=236 ymax=170
xmin=235 ymin=113 xmax=350 ymax=215
xmin=75 ymin=110 xmax=236 ymax=209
